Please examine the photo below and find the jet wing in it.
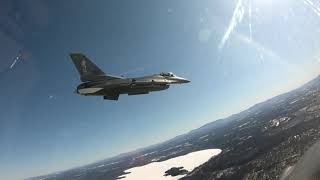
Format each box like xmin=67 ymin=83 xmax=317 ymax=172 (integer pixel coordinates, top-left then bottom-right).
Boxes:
xmin=101 ymin=74 xmax=124 ymax=81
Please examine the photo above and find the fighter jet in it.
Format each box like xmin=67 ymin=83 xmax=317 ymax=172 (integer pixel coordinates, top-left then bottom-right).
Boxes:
xmin=70 ymin=53 xmax=190 ymax=100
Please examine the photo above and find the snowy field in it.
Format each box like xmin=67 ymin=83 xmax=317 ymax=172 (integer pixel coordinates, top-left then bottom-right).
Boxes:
xmin=117 ymin=149 xmax=222 ymax=180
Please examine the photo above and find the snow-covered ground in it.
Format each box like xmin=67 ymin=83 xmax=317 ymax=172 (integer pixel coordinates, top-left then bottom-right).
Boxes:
xmin=117 ymin=149 xmax=222 ymax=180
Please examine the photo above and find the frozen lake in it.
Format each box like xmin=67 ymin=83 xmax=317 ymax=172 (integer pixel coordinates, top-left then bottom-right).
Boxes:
xmin=117 ymin=149 xmax=222 ymax=180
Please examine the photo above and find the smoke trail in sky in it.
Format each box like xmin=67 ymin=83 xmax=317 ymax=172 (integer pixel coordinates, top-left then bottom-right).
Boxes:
xmin=9 ymin=58 xmax=18 ymax=69
xmin=303 ymin=0 xmax=320 ymax=16
xmin=248 ymin=0 xmax=252 ymax=41
xmin=9 ymin=54 xmax=21 ymax=69
xmin=218 ymin=0 xmax=245 ymax=50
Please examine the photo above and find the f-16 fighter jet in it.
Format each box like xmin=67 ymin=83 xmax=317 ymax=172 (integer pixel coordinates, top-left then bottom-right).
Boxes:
xmin=70 ymin=53 xmax=190 ymax=100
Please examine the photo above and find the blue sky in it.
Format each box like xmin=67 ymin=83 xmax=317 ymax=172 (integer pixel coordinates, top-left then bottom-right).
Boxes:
xmin=1 ymin=0 xmax=320 ymax=179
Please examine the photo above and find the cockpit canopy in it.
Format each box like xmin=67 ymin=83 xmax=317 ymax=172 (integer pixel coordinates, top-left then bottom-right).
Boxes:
xmin=160 ymin=72 xmax=175 ymax=77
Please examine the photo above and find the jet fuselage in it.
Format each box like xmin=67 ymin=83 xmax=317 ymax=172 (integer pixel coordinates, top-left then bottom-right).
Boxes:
xmin=70 ymin=53 xmax=190 ymax=100
xmin=77 ymin=74 xmax=189 ymax=96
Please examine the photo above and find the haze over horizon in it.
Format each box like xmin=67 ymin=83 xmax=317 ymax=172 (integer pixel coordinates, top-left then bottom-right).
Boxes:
xmin=111 ymin=73 xmax=320 ymax=156
xmin=1 ymin=0 xmax=320 ymax=179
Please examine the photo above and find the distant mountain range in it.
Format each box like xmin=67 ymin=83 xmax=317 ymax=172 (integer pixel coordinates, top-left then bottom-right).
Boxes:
xmin=30 ymin=75 xmax=320 ymax=180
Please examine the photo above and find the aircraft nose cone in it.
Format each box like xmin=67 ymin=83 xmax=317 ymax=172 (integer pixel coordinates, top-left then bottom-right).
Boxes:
xmin=180 ymin=79 xmax=190 ymax=83
xmin=183 ymin=79 xmax=190 ymax=83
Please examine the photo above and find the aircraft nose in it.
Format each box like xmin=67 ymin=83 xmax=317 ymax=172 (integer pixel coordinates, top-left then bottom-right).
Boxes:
xmin=179 ymin=78 xmax=190 ymax=84
xmin=183 ymin=79 xmax=190 ymax=83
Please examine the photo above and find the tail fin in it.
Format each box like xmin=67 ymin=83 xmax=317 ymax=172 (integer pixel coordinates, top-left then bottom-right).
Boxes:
xmin=70 ymin=53 xmax=106 ymax=82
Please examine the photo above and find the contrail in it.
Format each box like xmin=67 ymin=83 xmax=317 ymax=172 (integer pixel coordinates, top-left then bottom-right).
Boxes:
xmin=248 ymin=0 xmax=252 ymax=41
xmin=219 ymin=0 xmax=320 ymax=52
xmin=218 ymin=0 xmax=245 ymax=50
xmin=303 ymin=0 xmax=320 ymax=16
xmin=9 ymin=54 xmax=21 ymax=69
xmin=9 ymin=58 xmax=18 ymax=69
